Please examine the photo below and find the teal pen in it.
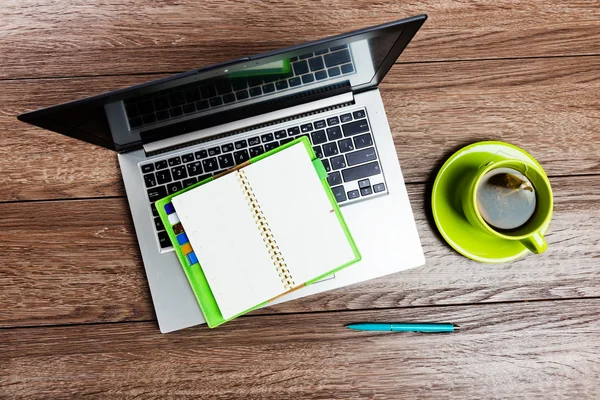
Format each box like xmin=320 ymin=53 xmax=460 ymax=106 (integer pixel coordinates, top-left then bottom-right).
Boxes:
xmin=346 ymin=323 xmax=458 ymax=333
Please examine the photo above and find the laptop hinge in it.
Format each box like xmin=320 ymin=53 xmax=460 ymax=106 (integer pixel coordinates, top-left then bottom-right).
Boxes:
xmin=143 ymin=91 xmax=354 ymax=155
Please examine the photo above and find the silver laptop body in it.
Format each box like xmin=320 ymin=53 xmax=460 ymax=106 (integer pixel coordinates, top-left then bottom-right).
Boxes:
xmin=18 ymin=15 xmax=427 ymax=332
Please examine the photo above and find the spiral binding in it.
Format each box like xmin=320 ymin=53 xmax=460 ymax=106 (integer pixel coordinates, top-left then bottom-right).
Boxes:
xmin=236 ymin=170 xmax=296 ymax=290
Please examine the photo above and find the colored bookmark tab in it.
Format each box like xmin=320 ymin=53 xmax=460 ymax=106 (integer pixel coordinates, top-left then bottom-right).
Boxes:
xmin=164 ymin=203 xmax=175 ymax=215
xmin=186 ymin=251 xmax=198 ymax=265
xmin=176 ymin=232 xmax=189 ymax=245
xmin=173 ymin=223 xmax=185 ymax=235
xmin=180 ymin=243 xmax=193 ymax=255
xmin=168 ymin=212 xmax=180 ymax=226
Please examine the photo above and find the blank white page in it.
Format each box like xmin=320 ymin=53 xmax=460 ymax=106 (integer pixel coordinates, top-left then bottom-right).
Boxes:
xmin=244 ymin=142 xmax=356 ymax=285
xmin=172 ymin=172 xmax=285 ymax=320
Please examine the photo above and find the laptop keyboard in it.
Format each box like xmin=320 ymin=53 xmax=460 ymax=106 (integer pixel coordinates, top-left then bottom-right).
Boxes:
xmin=141 ymin=107 xmax=386 ymax=249
xmin=124 ymin=45 xmax=356 ymax=131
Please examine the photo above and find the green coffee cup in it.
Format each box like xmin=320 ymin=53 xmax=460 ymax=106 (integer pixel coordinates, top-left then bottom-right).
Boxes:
xmin=461 ymin=159 xmax=553 ymax=254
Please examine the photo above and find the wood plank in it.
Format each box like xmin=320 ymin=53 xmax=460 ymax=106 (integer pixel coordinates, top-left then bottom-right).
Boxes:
xmin=3 ymin=56 xmax=600 ymax=201
xmin=3 ymin=1 xmax=600 ymax=79
xmin=1 ymin=299 xmax=599 ymax=398
xmin=1 ymin=175 xmax=599 ymax=328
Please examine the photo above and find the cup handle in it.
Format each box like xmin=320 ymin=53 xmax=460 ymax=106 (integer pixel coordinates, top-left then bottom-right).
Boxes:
xmin=520 ymin=232 xmax=548 ymax=254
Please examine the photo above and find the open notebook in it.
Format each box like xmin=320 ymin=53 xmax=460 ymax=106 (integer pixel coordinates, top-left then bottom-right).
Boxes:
xmin=156 ymin=138 xmax=361 ymax=327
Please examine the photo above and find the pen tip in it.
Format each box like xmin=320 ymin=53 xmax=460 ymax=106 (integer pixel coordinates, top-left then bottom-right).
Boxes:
xmin=453 ymin=324 xmax=461 ymax=331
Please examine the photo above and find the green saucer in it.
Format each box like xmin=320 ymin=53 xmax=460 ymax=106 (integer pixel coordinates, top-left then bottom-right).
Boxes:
xmin=431 ymin=141 xmax=551 ymax=263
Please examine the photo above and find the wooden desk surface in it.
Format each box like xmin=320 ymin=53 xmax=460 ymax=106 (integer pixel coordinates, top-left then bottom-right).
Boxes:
xmin=2 ymin=1 xmax=599 ymax=398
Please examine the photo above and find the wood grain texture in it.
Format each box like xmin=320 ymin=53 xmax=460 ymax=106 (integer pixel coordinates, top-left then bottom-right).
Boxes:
xmin=2 ymin=175 xmax=598 ymax=328
xmin=1 ymin=299 xmax=599 ymax=399
xmin=2 ymin=0 xmax=600 ymax=79
xmin=3 ymin=55 xmax=600 ymax=201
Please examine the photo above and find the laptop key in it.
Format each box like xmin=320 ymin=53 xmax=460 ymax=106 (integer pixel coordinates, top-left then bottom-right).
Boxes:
xmin=158 ymin=231 xmax=171 ymax=249
xmin=313 ymin=145 xmax=323 ymax=159
xmin=202 ymin=157 xmax=219 ymax=173
xmin=289 ymin=77 xmax=301 ymax=87
xmin=331 ymin=186 xmax=347 ymax=203
xmin=144 ymin=173 xmax=157 ymax=188
xmin=311 ymin=130 xmax=327 ymax=145
xmin=222 ymin=93 xmax=236 ymax=104
xmin=353 ymin=110 xmax=366 ymax=119
xmin=171 ymin=165 xmax=187 ymax=180
xmin=151 ymin=202 xmax=158 ymax=217
xmin=353 ymin=133 xmax=373 ymax=149
xmin=154 ymin=160 xmax=168 ymax=170
xmin=338 ymin=138 xmax=354 ymax=153
xmin=342 ymin=161 xmax=381 ymax=182
xmin=326 ymin=126 xmax=342 ymax=140
xmin=324 ymin=49 xmax=351 ymax=67
xmin=346 ymin=147 xmax=377 ymax=166
xmin=236 ymin=90 xmax=249 ymax=100
xmin=248 ymin=136 xmax=260 ymax=146
xmin=274 ymin=130 xmax=287 ymax=140
xmin=373 ymin=183 xmax=386 ymax=193
xmin=221 ymin=143 xmax=234 ymax=153
xmin=315 ymin=70 xmax=327 ymax=80
xmin=156 ymin=110 xmax=169 ymax=121
xmin=147 ymin=185 xmax=167 ymax=201
xmin=314 ymin=120 xmax=326 ymax=129
xmin=323 ymin=142 xmax=339 ymax=157
xmin=167 ymin=181 xmax=183 ymax=195
xmin=340 ymin=113 xmax=353 ymax=123
xmin=327 ymin=171 xmax=342 ymax=186
xmin=275 ymin=80 xmax=288 ymax=90
xmin=358 ymin=179 xmax=371 ymax=189
xmin=195 ymin=149 xmax=208 ymax=160
xmin=169 ymin=107 xmax=183 ymax=118
xmin=301 ymin=123 xmax=313 ymax=133
xmin=209 ymin=97 xmax=223 ymax=107
xmin=249 ymin=87 xmax=262 ymax=97
xmin=154 ymin=217 xmax=165 ymax=231
xmin=182 ymin=103 xmax=196 ymax=114
xmin=168 ymin=156 xmax=181 ymax=167
xmin=330 ymin=155 xmax=347 ymax=170
xmin=322 ymin=158 xmax=331 ymax=172
xmin=309 ymin=57 xmax=324 ymax=71
xmin=261 ymin=133 xmax=274 ymax=143
xmin=182 ymin=177 xmax=198 ymax=188
xmin=327 ymin=66 xmax=341 ymax=77
xmin=341 ymin=63 xmax=354 ymax=74
xmin=249 ymin=145 xmax=264 ymax=157
xmin=287 ymin=126 xmax=300 ymax=136
xmin=234 ymin=149 xmax=250 ymax=164
xmin=234 ymin=139 xmax=248 ymax=149
xmin=186 ymin=161 xmax=203 ymax=176
xmin=156 ymin=169 xmax=172 ymax=184
xmin=264 ymin=142 xmax=278 ymax=151
xmin=262 ymin=83 xmax=275 ymax=93
xmin=208 ymin=147 xmax=221 ymax=156
xmin=347 ymin=189 xmax=360 ymax=200
xmin=301 ymin=74 xmax=315 ymax=84
xmin=181 ymin=153 xmax=194 ymax=163
xmin=141 ymin=164 xmax=154 ymax=173
xmin=342 ymin=119 xmax=369 ymax=136
xmin=361 ymin=186 xmax=373 ymax=196
xmin=196 ymin=100 xmax=209 ymax=110
xmin=280 ymin=138 xmax=293 ymax=145
xmin=218 ymin=153 xmax=234 ymax=169
xmin=293 ymin=60 xmax=309 ymax=75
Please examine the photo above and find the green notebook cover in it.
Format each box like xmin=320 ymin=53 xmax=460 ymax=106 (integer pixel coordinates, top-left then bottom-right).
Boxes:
xmin=156 ymin=137 xmax=361 ymax=328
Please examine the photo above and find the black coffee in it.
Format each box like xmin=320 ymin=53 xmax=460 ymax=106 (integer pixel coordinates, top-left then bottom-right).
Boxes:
xmin=476 ymin=167 xmax=536 ymax=230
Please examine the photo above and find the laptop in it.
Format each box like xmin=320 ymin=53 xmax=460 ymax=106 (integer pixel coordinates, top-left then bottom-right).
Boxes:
xmin=18 ymin=15 xmax=427 ymax=333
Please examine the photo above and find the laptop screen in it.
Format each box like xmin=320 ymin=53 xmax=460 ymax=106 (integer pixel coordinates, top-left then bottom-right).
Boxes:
xmin=18 ymin=15 xmax=426 ymax=151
